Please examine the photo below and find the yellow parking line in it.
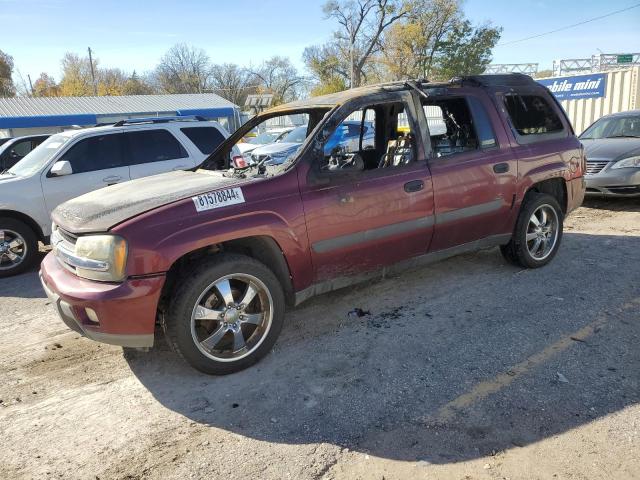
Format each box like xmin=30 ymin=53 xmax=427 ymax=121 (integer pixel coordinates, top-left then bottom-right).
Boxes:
xmin=432 ymin=317 xmax=608 ymax=423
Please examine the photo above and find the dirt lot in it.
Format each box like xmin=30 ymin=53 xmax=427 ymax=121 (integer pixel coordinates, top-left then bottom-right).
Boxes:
xmin=1 ymin=197 xmax=639 ymax=480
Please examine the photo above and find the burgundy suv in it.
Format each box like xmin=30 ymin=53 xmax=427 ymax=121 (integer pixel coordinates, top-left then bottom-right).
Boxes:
xmin=41 ymin=75 xmax=585 ymax=374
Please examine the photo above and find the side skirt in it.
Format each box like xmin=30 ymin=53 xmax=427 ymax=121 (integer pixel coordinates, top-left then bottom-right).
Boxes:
xmin=293 ymin=233 xmax=512 ymax=306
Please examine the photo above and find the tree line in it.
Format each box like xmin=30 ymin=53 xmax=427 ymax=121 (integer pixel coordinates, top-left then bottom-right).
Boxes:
xmin=0 ymin=0 xmax=502 ymax=105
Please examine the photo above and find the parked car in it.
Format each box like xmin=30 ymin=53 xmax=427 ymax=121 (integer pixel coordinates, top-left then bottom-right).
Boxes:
xmin=579 ymin=110 xmax=640 ymax=197
xmin=0 ymin=134 xmax=50 ymax=171
xmin=247 ymin=124 xmax=309 ymax=165
xmin=0 ymin=116 xmax=236 ymax=277
xmin=41 ymin=74 xmax=585 ymax=374
xmin=236 ymin=127 xmax=293 ymax=155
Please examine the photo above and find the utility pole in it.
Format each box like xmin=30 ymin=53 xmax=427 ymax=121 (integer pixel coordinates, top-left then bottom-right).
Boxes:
xmin=87 ymin=47 xmax=98 ymax=95
xmin=27 ymin=74 xmax=34 ymax=96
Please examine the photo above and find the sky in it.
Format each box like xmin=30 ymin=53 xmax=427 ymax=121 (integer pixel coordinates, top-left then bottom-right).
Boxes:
xmin=1 ymin=0 xmax=639 ymax=83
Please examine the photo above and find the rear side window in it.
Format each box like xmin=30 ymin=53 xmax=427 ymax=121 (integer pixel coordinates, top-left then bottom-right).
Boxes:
xmin=503 ymin=94 xmax=564 ymax=137
xmin=60 ymin=134 xmax=125 ymax=174
xmin=468 ymin=97 xmax=497 ymax=149
xmin=126 ymin=129 xmax=188 ymax=165
xmin=180 ymin=127 xmax=226 ymax=154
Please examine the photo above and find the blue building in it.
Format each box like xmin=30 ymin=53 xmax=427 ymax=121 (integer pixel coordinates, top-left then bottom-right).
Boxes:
xmin=0 ymin=93 xmax=241 ymax=138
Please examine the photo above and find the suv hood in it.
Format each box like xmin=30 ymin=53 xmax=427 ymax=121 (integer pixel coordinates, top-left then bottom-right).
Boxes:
xmin=581 ymin=138 xmax=640 ymax=160
xmin=52 ymin=170 xmax=253 ymax=234
xmin=251 ymin=142 xmax=300 ymax=156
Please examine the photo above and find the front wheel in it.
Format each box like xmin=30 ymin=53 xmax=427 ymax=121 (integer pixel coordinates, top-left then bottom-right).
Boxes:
xmin=165 ymin=254 xmax=285 ymax=375
xmin=500 ymin=193 xmax=564 ymax=268
xmin=0 ymin=218 xmax=39 ymax=278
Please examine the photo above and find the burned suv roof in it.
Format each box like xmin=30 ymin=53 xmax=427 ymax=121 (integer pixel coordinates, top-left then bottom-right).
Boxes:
xmin=266 ymin=74 xmax=538 ymax=113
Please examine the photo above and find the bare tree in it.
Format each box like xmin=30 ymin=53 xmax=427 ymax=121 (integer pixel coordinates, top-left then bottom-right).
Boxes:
xmin=210 ymin=63 xmax=257 ymax=106
xmin=250 ymin=57 xmax=305 ymax=105
xmin=323 ymin=0 xmax=408 ymax=87
xmin=155 ymin=44 xmax=212 ymax=94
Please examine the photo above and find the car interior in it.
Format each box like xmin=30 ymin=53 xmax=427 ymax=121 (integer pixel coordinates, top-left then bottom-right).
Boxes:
xmin=322 ymin=102 xmax=417 ymax=172
xmin=422 ymin=98 xmax=480 ymax=157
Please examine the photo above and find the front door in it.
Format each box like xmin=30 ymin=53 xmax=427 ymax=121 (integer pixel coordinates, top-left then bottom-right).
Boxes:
xmin=300 ymin=93 xmax=435 ymax=281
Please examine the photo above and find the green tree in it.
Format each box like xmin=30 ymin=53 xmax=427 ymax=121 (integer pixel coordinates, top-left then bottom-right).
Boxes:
xmin=382 ymin=0 xmax=460 ymax=80
xmin=0 ymin=50 xmax=17 ymax=97
xmin=435 ymin=20 xmax=502 ymax=80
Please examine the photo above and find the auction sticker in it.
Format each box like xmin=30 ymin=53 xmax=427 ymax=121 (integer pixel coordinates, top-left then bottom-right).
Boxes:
xmin=192 ymin=187 xmax=245 ymax=212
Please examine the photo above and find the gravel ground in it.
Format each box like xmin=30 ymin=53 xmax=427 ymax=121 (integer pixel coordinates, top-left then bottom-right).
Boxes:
xmin=1 ymin=197 xmax=639 ymax=480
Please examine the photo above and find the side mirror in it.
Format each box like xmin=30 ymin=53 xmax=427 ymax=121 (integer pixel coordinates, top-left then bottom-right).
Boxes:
xmin=50 ymin=160 xmax=73 ymax=177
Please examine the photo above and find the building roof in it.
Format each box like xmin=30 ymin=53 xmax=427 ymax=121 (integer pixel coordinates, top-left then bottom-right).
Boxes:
xmin=0 ymin=93 xmax=237 ymax=118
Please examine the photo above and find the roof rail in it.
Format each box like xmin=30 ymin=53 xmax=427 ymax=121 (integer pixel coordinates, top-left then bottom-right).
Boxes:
xmin=113 ymin=115 xmax=209 ymax=127
xmin=452 ymin=73 xmax=536 ymax=87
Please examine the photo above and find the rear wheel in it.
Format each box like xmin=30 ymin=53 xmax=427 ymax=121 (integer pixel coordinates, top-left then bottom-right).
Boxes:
xmin=500 ymin=193 xmax=563 ymax=268
xmin=165 ymin=254 xmax=285 ymax=375
xmin=0 ymin=218 xmax=38 ymax=278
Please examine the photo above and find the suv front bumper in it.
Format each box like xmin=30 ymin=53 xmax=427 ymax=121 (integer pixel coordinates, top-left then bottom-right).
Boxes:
xmin=40 ymin=252 xmax=165 ymax=348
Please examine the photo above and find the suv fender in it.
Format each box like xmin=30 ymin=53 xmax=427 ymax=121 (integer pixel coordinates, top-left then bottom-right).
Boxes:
xmin=118 ymin=210 xmax=313 ymax=293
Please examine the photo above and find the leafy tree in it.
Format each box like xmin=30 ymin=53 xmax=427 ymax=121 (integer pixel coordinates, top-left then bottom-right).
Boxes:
xmin=32 ymin=73 xmax=60 ymax=97
xmin=155 ymin=44 xmax=212 ymax=94
xmin=97 ymin=68 xmax=128 ymax=96
xmin=121 ymin=71 xmax=155 ymax=95
xmin=436 ymin=20 xmax=502 ymax=80
xmin=59 ymin=52 xmax=98 ymax=96
xmin=382 ymin=0 xmax=460 ymax=80
xmin=0 ymin=50 xmax=17 ymax=97
xmin=310 ymin=76 xmax=348 ymax=96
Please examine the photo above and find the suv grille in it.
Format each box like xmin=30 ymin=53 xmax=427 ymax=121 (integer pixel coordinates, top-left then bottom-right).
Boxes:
xmin=585 ymin=160 xmax=609 ymax=175
xmin=51 ymin=226 xmax=78 ymax=273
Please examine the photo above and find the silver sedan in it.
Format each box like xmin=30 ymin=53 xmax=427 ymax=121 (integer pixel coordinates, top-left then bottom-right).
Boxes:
xmin=580 ymin=110 xmax=640 ymax=197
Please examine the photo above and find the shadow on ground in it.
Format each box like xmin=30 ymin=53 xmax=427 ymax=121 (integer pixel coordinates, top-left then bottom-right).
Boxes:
xmin=123 ymin=232 xmax=640 ymax=462
xmin=0 ymin=250 xmax=48 ymax=298
xmin=582 ymin=196 xmax=640 ymax=212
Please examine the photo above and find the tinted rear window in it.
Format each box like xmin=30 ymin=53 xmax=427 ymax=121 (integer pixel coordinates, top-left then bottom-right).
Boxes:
xmin=503 ymin=94 xmax=564 ymax=136
xmin=181 ymin=127 xmax=226 ymax=154
xmin=126 ymin=130 xmax=188 ymax=165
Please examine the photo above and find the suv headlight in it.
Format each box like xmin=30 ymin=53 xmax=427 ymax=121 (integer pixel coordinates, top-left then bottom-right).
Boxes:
xmin=74 ymin=235 xmax=128 ymax=282
xmin=612 ymin=156 xmax=640 ymax=169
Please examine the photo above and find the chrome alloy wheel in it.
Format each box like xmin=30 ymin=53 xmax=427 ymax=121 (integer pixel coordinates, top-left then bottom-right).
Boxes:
xmin=0 ymin=229 xmax=27 ymax=271
xmin=190 ymin=273 xmax=274 ymax=362
xmin=526 ymin=204 xmax=559 ymax=261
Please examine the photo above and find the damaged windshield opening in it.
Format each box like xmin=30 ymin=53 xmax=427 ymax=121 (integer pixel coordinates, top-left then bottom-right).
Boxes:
xmin=199 ymin=108 xmax=331 ymax=176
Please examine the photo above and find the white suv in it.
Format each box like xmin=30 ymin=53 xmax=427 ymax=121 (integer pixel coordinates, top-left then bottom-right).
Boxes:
xmin=0 ymin=116 xmax=235 ymax=277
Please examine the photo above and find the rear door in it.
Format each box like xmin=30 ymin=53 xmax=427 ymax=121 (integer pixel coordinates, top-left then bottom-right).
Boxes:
xmin=423 ymin=90 xmax=517 ymax=251
xmin=41 ymin=132 xmax=130 ymax=216
xmin=125 ymin=129 xmax=195 ymax=179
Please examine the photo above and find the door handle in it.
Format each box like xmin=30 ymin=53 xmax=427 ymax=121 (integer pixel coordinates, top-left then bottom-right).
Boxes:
xmin=102 ymin=175 xmax=122 ymax=183
xmin=493 ymin=163 xmax=509 ymax=174
xmin=404 ymin=180 xmax=424 ymax=193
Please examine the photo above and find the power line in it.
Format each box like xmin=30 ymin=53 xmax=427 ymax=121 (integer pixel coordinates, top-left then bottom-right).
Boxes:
xmin=496 ymin=3 xmax=640 ymax=47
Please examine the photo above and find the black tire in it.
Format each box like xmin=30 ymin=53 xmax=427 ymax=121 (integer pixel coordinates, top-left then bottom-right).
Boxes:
xmin=0 ymin=217 xmax=39 ymax=278
xmin=164 ymin=254 xmax=285 ymax=375
xmin=500 ymin=193 xmax=564 ymax=269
